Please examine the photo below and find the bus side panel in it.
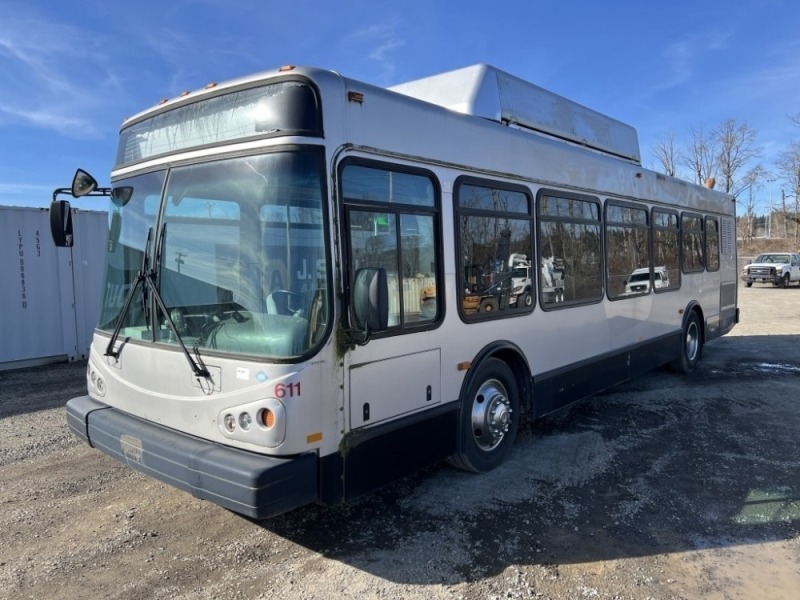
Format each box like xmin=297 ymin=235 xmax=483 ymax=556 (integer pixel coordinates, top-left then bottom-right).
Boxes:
xmin=628 ymin=331 xmax=682 ymax=377
xmin=318 ymin=403 xmax=459 ymax=506
xmin=715 ymin=281 xmax=738 ymax=339
xmin=531 ymin=331 xmax=678 ymax=418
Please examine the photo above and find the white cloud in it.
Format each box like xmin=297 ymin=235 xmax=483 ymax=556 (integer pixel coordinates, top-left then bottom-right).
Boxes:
xmin=0 ymin=182 xmax=52 ymax=194
xmin=646 ymin=26 xmax=735 ymax=98
xmin=0 ymin=105 xmax=97 ymax=136
xmin=350 ymin=22 xmax=406 ymax=82
xmin=0 ymin=6 xmax=117 ymax=138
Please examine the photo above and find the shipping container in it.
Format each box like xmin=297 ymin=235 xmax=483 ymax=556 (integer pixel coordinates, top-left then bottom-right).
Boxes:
xmin=0 ymin=206 xmax=107 ymax=371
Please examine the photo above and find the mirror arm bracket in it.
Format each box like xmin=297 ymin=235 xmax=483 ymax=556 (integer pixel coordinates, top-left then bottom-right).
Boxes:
xmin=52 ymin=187 xmax=112 ymax=201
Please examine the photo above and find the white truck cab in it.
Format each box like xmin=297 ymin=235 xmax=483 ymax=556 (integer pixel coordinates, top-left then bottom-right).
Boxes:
xmin=741 ymin=252 xmax=800 ymax=288
xmin=625 ymin=266 xmax=669 ymax=294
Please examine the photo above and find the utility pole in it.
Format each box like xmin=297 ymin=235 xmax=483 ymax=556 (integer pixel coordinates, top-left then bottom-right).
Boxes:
xmin=175 ymin=252 xmax=186 ymax=274
xmin=767 ymin=178 xmax=775 ymax=237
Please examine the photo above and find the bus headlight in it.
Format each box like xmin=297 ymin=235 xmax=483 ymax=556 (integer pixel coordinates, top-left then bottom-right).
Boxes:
xmin=219 ymin=398 xmax=286 ymax=447
xmin=238 ymin=412 xmax=252 ymax=431
xmin=223 ymin=413 xmax=236 ymax=432
xmin=86 ymin=362 xmax=106 ymax=397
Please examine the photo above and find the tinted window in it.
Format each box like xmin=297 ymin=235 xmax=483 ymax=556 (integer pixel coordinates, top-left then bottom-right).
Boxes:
xmin=681 ymin=214 xmax=705 ymax=272
xmin=606 ymin=202 xmax=651 ymax=299
xmin=538 ymin=193 xmax=602 ymax=307
xmin=342 ymin=162 xmax=440 ymax=329
xmin=706 ymin=217 xmax=720 ymax=271
xmin=456 ymin=179 xmax=534 ymax=318
xmin=653 ymin=208 xmax=681 ymax=291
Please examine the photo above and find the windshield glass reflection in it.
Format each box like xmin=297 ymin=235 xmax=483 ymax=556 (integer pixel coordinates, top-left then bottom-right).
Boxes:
xmin=98 ymin=150 xmax=330 ymax=360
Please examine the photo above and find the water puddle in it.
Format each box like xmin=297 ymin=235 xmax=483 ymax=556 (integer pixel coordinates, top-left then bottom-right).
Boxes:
xmin=710 ymin=362 xmax=800 ymax=376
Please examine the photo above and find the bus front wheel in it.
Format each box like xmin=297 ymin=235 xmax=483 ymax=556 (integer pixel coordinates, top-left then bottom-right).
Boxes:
xmin=669 ymin=311 xmax=702 ymax=374
xmin=449 ymin=358 xmax=520 ymax=473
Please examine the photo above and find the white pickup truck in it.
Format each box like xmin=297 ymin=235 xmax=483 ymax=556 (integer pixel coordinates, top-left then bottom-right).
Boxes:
xmin=741 ymin=252 xmax=800 ymax=288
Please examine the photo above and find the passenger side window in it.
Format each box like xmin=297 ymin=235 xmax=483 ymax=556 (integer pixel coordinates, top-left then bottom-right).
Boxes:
xmin=341 ymin=161 xmax=441 ymax=330
xmin=605 ymin=202 xmax=650 ymax=299
xmin=537 ymin=192 xmax=602 ymax=307
xmin=455 ymin=179 xmax=534 ymax=318
xmin=681 ymin=213 xmax=705 ymax=273
xmin=705 ymin=217 xmax=720 ymax=272
xmin=652 ymin=209 xmax=681 ymax=291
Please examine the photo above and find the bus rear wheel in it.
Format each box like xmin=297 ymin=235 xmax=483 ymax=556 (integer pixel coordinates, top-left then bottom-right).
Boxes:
xmin=449 ymin=358 xmax=520 ymax=473
xmin=669 ymin=311 xmax=702 ymax=374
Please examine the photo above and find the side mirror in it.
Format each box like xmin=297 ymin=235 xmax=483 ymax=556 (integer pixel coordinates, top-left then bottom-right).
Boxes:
xmin=352 ymin=267 xmax=389 ymax=334
xmin=111 ymin=186 xmax=134 ymax=207
xmin=49 ymin=200 xmax=74 ymax=247
xmin=71 ymin=169 xmax=99 ymax=197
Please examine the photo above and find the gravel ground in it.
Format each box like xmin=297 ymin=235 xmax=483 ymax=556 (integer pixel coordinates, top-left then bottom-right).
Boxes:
xmin=2 ymin=282 xmax=800 ymax=600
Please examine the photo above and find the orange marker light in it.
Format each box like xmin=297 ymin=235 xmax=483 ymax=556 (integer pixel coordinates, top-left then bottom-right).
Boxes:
xmin=348 ymin=91 xmax=364 ymax=104
xmin=261 ymin=408 xmax=275 ymax=428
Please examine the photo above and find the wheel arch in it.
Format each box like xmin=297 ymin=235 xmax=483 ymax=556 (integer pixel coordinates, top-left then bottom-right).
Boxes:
xmin=460 ymin=341 xmax=532 ymax=418
xmin=683 ymin=300 xmax=706 ymax=347
xmin=668 ymin=301 xmax=705 ymax=373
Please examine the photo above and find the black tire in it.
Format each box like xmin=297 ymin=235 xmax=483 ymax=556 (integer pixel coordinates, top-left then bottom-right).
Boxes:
xmin=782 ymin=273 xmax=790 ymax=288
xmin=745 ymin=282 xmax=753 ymax=287
xmin=519 ymin=292 xmax=533 ymax=308
xmin=449 ymin=358 xmax=520 ymax=473
xmin=479 ymin=298 xmax=499 ymax=313
xmin=669 ymin=311 xmax=702 ymax=373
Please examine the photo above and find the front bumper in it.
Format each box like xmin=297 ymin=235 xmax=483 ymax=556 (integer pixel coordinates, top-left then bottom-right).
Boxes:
xmin=741 ymin=273 xmax=780 ymax=284
xmin=66 ymin=396 xmax=317 ymax=518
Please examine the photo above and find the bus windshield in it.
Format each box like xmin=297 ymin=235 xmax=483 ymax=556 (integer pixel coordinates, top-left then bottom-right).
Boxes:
xmin=98 ymin=150 xmax=330 ymax=359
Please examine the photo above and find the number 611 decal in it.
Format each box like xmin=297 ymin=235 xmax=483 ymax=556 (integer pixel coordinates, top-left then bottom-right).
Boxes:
xmin=275 ymin=382 xmax=301 ymax=399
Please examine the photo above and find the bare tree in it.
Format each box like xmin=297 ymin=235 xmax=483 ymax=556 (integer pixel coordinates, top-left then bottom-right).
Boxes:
xmin=735 ymin=166 xmax=766 ymax=241
xmin=777 ymin=141 xmax=800 ymax=195
xmin=713 ymin=118 xmax=760 ymax=196
xmin=776 ymin=141 xmax=800 ymax=242
xmin=685 ymin=125 xmax=717 ymax=186
xmin=651 ymin=130 xmax=681 ymax=176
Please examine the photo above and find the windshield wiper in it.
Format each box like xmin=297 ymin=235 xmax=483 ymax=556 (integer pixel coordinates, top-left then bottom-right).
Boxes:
xmin=154 ymin=223 xmax=210 ymax=379
xmin=106 ymin=228 xmax=152 ymax=359
xmin=105 ymin=226 xmax=210 ymax=379
xmin=149 ymin=278 xmax=211 ymax=378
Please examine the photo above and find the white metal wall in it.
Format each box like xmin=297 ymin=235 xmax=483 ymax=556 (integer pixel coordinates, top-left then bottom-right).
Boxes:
xmin=0 ymin=206 xmax=107 ymax=371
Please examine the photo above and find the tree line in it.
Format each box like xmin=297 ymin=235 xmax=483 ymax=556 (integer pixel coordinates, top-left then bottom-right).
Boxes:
xmin=650 ymin=114 xmax=800 ymax=243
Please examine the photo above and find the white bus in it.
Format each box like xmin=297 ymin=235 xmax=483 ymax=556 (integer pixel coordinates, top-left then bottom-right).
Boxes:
xmin=51 ymin=64 xmax=738 ymax=518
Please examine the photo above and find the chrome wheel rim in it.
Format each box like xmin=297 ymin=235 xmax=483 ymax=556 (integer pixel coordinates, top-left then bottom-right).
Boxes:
xmin=471 ymin=378 xmax=512 ymax=451
xmin=685 ymin=321 xmax=700 ymax=362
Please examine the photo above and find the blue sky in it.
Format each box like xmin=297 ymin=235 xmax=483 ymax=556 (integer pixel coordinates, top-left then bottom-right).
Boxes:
xmin=1 ymin=0 xmax=798 ymax=212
